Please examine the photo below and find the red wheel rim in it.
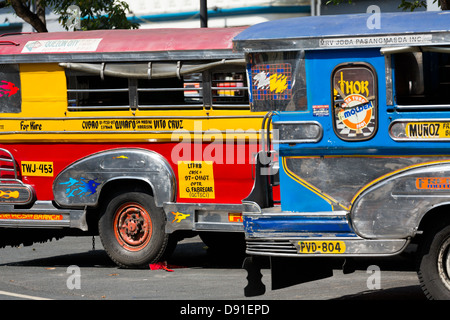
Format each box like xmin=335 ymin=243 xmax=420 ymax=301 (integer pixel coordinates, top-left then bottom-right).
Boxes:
xmin=113 ymin=202 xmax=152 ymax=252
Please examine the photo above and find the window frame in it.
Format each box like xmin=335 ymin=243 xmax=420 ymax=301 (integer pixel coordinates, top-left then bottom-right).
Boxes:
xmin=392 ymin=50 xmax=450 ymax=110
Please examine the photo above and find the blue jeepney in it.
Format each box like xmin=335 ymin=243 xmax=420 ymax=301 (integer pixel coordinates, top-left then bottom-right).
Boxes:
xmin=234 ymin=11 xmax=450 ymax=300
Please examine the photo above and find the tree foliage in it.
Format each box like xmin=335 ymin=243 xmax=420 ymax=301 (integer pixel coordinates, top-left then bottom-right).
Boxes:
xmin=1 ymin=0 xmax=139 ymax=32
xmin=326 ymin=0 xmax=450 ymax=11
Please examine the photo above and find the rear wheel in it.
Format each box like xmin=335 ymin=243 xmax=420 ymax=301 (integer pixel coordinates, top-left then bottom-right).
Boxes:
xmin=99 ymin=191 xmax=168 ymax=268
xmin=417 ymin=223 xmax=450 ymax=300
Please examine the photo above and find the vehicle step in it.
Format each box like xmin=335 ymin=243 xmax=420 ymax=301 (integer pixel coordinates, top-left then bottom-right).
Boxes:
xmin=0 ymin=201 xmax=87 ymax=231
xmin=244 ymin=205 xmax=355 ymax=238
xmin=246 ymin=237 xmax=409 ymax=257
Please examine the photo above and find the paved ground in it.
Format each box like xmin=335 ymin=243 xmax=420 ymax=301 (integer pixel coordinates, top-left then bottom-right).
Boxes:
xmin=0 ymin=235 xmax=426 ymax=303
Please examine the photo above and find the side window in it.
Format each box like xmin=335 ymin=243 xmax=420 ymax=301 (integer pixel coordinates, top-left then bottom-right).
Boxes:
xmin=394 ymin=51 xmax=450 ymax=107
xmin=249 ymin=51 xmax=306 ymax=112
xmin=65 ymin=64 xmax=249 ymax=111
xmin=137 ymin=75 xmax=203 ymax=109
xmin=332 ymin=63 xmax=378 ymax=141
xmin=0 ymin=64 xmax=21 ymax=113
xmin=211 ymin=70 xmax=248 ymax=108
xmin=66 ymin=71 xmax=129 ymax=111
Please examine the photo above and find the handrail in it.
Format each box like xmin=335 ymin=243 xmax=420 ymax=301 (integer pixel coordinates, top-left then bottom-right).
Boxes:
xmin=0 ymin=148 xmax=18 ymax=180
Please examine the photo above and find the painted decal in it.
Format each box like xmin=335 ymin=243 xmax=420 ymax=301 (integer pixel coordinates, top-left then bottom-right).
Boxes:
xmin=22 ymin=39 xmax=102 ymax=53
xmin=296 ymin=240 xmax=346 ymax=254
xmin=416 ymin=177 xmax=450 ymax=190
xmin=0 ymin=81 xmax=19 ymax=97
xmin=171 ymin=211 xmax=191 ymax=223
xmin=0 ymin=213 xmax=63 ymax=220
xmin=283 ymin=158 xmax=346 ymax=211
xmin=178 ymin=161 xmax=215 ymax=199
xmin=338 ymin=94 xmax=374 ymax=131
xmin=333 ymin=66 xmax=377 ymax=140
xmin=251 ymin=63 xmax=292 ymax=100
xmin=312 ymin=105 xmax=329 ymax=117
xmin=21 ymin=161 xmax=53 ymax=177
xmin=11 ymin=118 xmax=184 ymax=133
xmin=0 ymin=190 xmax=19 ymax=199
xmin=60 ymin=177 xmax=100 ymax=198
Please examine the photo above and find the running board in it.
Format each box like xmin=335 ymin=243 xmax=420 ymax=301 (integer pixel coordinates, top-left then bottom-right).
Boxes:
xmin=0 ymin=201 xmax=87 ymax=231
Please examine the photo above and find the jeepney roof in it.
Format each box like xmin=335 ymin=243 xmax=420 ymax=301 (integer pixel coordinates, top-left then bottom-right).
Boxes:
xmin=0 ymin=27 xmax=246 ymax=63
xmin=233 ymin=11 xmax=450 ymax=52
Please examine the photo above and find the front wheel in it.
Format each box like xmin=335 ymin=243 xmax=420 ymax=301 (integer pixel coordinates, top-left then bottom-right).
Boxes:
xmin=417 ymin=223 xmax=450 ymax=300
xmin=99 ymin=192 xmax=168 ymax=268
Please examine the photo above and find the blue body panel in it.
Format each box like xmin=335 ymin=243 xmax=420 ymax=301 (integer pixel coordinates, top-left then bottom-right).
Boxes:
xmin=237 ymin=11 xmax=450 ymax=239
xmin=244 ymin=214 xmax=356 ymax=238
xmin=275 ymin=48 xmax=450 ymax=156
xmin=272 ymin=50 xmax=450 ymax=215
xmin=276 ymin=48 xmax=387 ymax=156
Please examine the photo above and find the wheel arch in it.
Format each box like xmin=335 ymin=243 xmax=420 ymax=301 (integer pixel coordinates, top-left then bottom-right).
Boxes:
xmin=53 ymin=148 xmax=177 ymax=209
xmin=351 ymin=162 xmax=450 ymax=239
xmin=417 ymin=203 xmax=450 ymax=238
xmin=98 ymin=178 xmax=155 ymax=207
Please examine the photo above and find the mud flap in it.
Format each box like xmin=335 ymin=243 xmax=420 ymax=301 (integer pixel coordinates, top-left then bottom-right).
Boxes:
xmin=243 ymin=256 xmax=267 ymax=297
xmin=243 ymin=255 xmax=334 ymax=296
xmin=271 ymin=256 xmax=334 ymax=291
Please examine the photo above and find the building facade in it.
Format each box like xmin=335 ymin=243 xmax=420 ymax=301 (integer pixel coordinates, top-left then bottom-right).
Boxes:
xmin=0 ymin=0 xmax=441 ymax=33
xmin=315 ymin=0 xmax=439 ymax=16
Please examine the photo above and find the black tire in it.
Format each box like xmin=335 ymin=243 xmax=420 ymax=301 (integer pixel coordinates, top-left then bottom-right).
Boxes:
xmin=417 ymin=222 xmax=450 ymax=300
xmin=98 ymin=191 xmax=168 ymax=268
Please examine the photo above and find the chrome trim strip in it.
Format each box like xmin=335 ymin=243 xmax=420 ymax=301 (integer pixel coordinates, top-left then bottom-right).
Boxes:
xmin=194 ymin=222 xmax=243 ymax=232
xmin=234 ymin=32 xmax=450 ymax=52
xmin=243 ymin=201 xmax=347 ymax=217
xmin=389 ymin=118 xmax=450 ymax=141
xmin=272 ymin=120 xmax=323 ymax=144
xmin=245 ymin=238 xmax=409 ymax=257
xmin=163 ymin=202 xmax=243 ymax=233
xmin=0 ymin=201 xmax=87 ymax=231
xmin=381 ymin=45 xmax=450 ymax=55
xmin=385 ymin=54 xmax=393 ymax=106
xmin=0 ymin=50 xmax=244 ymax=64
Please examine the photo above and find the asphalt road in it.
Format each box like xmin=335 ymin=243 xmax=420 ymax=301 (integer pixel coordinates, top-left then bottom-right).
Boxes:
xmin=0 ymin=235 xmax=427 ymax=302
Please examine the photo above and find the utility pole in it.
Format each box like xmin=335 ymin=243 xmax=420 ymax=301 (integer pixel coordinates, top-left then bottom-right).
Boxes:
xmin=200 ymin=0 xmax=208 ymax=28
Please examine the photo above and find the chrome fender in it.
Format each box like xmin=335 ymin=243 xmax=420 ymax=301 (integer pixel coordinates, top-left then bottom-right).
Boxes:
xmin=351 ymin=162 xmax=450 ymax=239
xmin=53 ymin=148 xmax=176 ymax=208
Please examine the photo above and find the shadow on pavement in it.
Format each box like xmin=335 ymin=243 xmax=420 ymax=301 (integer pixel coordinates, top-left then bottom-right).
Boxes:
xmin=1 ymin=250 xmax=116 ymax=268
xmin=334 ymin=285 xmax=426 ymax=300
xmin=0 ymin=237 xmax=246 ymax=269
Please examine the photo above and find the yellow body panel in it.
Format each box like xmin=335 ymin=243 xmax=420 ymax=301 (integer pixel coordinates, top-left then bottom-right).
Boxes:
xmin=19 ymin=64 xmax=67 ymax=117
